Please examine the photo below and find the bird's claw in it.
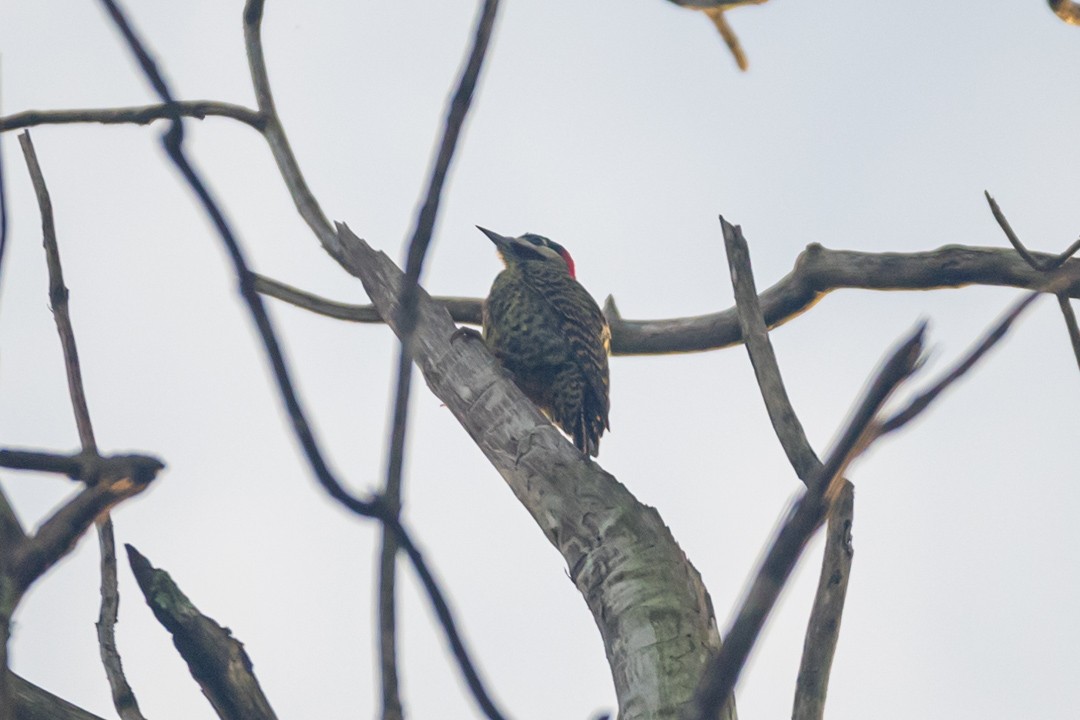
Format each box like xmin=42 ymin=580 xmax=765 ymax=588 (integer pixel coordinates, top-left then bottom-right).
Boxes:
xmin=450 ymin=325 xmax=483 ymax=344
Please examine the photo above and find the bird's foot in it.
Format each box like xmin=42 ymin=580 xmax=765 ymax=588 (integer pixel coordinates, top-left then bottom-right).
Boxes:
xmin=450 ymin=325 xmax=483 ymax=344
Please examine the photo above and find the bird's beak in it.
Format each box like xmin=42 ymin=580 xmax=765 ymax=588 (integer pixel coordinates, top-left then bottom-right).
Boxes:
xmin=476 ymin=225 xmax=513 ymax=250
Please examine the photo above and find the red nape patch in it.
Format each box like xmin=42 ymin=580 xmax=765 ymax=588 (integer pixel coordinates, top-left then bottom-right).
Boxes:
xmin=559 ymin=248 xmax=576 ymax=278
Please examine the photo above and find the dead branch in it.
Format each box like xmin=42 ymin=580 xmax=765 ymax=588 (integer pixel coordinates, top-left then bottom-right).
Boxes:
xmin=96 ymin=2 xmax=509 ymax=717
xmin=18 ymin=129 xmax=147 ymax=720
xmin=792 ymin=481 xmax=853 ymax=720
xmin=254 ymin=244 xmax=1080 ymax=355
xmin=720 ymin=216 xmax=851 ymax=720
xmin=0 ymin=102 xmax=264 ymax=132
xmin=984 ymin=192 xmax=1080 ymax=371
xmin=243 ymin=0 xmax=335 ymax=244
xmin=126 ymin=546 xmax=278 ymax=720
xmin=10 ymin=673 xmax=109 ymax=720
xmin=687 ymin=326 xmax=926 ymax=720
xmin=377 ymin=2 xmax=501 ymax=717
xmin=689 ymin=286 xmax=1040 ymax=718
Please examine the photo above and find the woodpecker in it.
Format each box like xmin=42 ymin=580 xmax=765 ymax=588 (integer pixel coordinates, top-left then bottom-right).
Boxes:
xmin=477 ymin=226 xmax=610 ymax=456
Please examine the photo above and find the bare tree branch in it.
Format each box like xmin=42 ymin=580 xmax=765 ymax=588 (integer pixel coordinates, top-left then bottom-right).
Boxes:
xmin=243 ymin=0 xmax=335 ymax=244
xmin=126 ymin=545 xmax=278 ymax=720
xmin=0 ymin=102 xmax=8 ymax=307
xmin=0 ymin=449 xmax=161 ymax=481
xmin=1056 ymin=294 xmax=1080 ymax=372
xmin=720 ymin=216 xmax=852 ymax=720
xmin=687 ymin=326 xmax=926 ymax=720
xmin=377 ymin=2 xmax=500 ymax=717
xmin=256 ymin=244 xmax=1080 ymax=355
xmin=13 ymin=467 xmax=160 ymax=590
xmin=94 ymin=4 xmax=510 ymax=718
xmin=17 ymin=132 xmax=97 ymax=451
xmin=721 ymin=217 xmax=819 ymax=478
xmin=878 ymin=291 xmax=1043 ymax=435
xmin=690 ymin=280 xmax=1042 ymax=718
xmin=0 ymin=102 xmax=264 ymax=133
xmin=10 ymin=673 xmax=109 ymax=720
xmin=18 ymin=129 xmax=147 ymax=720
xmin=254 ymin=272 xmax=475 ymax=323
xmin=984 ymin=192 xmax=1080 ymax=371
xmin=792 ymin=480 xmax=853 ymax=720
xmin=609 ymin=243 xmax=1080 ymax=354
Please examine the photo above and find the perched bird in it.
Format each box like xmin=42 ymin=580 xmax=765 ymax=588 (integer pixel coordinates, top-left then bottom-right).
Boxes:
xmin=477 ymin=226 xmax=610 ymax=456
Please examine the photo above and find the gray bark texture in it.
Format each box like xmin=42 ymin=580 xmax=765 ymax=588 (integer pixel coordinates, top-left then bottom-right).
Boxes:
xmin=332 ymin=224 xmax=735 ymax=720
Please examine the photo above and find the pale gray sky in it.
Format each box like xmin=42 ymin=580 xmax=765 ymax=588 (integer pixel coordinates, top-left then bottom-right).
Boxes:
xmin=1 ymin=1 xmax=1078 ymax=719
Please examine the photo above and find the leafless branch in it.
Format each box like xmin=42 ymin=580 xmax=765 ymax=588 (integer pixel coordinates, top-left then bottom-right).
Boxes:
xmin=879 ymin=291 xmax=1042 ymax=435
xmin=0 ymin=449 xmax=161 ymax=482
xmin=687 ymin=326 xmax=925 ymax=720
xmin=10 ymin=672 xmax=109 ymax=720
xmin=17 ymin=129 xmax=147 ymax=720
xmin=0 ymin=102 xmax=264 ymax=133
xmin=1056 ymin=295 xmax=1080 ymax=372
xmin=243 ymin=0 xmax=334 ymax=244
xmin=610 ymin=243 xmax=1080 ymax=354
xmin=18 ymin=132 xmax=97 ymax=449
xmin=95 ymin=4 xmax=509 ymax=717
xmin=11 ymin=467 xmax=157 ymax=590
xmin=792 ymin=481 xmax=853 ymax=720
xmin=983 ymin=192 xmax=1080 ymax=371
xmin=257 ymin=244 xmax=1080 ymax=355
xmin=1049 ymin=0 xmax=1080 ymax=25
xmin=0 ymin=107 xmax=8 ymax=304
xmin=254 ymin=272 xmax=478 ymax=323
xmin=97 ymin=515 xmax=145 ymax=720
xmin=690 ymin=282 xmax=1040 ymax=718
xmin=722 ymin=217 xmax=819 ymax=478
xmin=378 ymin=2 xmax=500 ymax=716
xmin=96 ymin=0 xmax=368 ymax=514
xmin=720 ymin=216 xmax=851 ymax=720
xmin=126 ymin=545 xmax=278 ymax=720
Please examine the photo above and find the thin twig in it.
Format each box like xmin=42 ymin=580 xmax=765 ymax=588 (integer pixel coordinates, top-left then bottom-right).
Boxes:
xmin=984 ymin=192 xmax=1080 ymax=371
xmin=722 ymin=216 xmax=819 ymax=479
xmin=17 ymin=130 xmax=146 ymax=720
xmin=378 ymin=2 xmax=500 ymax=716
xmin=1056 ymin=295 xmax=1080 ymax=372
xmin=254 ymin=272 xmax=481 ymax=323
xmin=792 ymin=481 xmax=853 ymax=720
xmin=0 ymin=97 xmax=8 ymax=308
xmin=690 ymin=285 xmax=1041 ymax=717
xmin=97 ymin=3 xmax=509 ymax=717
xmin=18 ymin=132 xmax=97 ymax=451
xmin=686 ymin=325 xmax=926 ymax=720
xmin=879 ymin=291 xmax=1042 ymax=434
xmin=96 ymin=516 xmax=145 ymax=719
xmin=720 ymin=216 xmax=851 ymax=720
xmin=243 ymin=0 xmax=334 ymax=242
xmin=0 ymin=102 xmax=264 ymax=133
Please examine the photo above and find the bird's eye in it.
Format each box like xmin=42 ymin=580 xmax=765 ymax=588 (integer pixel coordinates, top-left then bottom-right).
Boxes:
xmin=525 ymin=235 xmax=544 ymax=246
